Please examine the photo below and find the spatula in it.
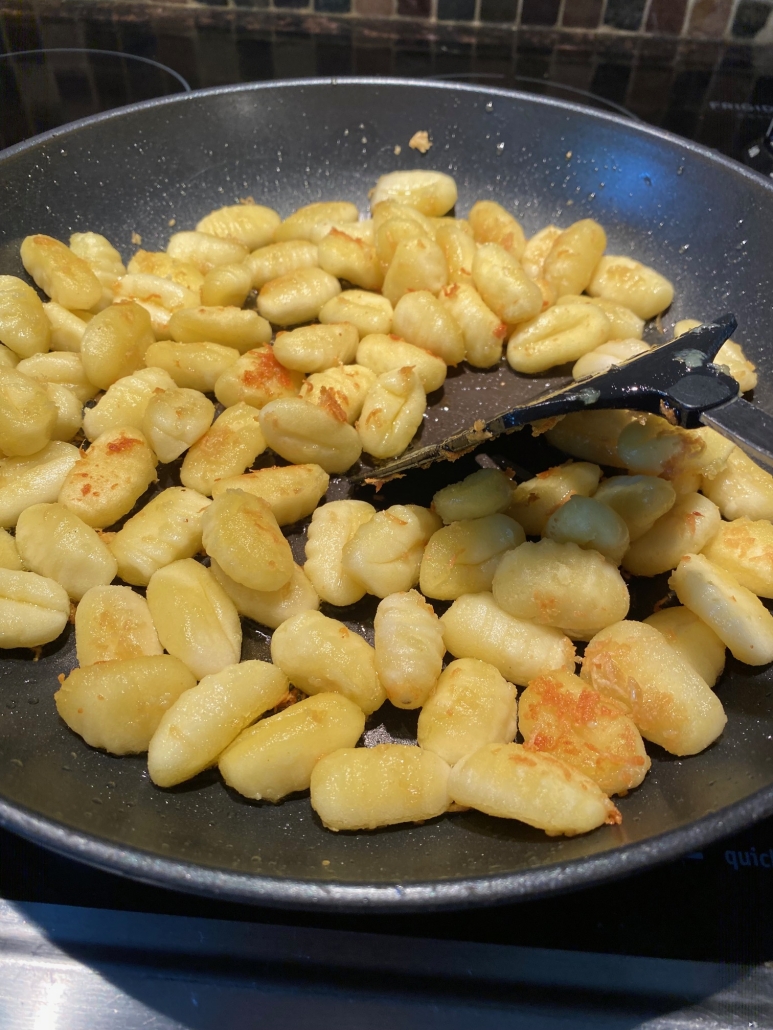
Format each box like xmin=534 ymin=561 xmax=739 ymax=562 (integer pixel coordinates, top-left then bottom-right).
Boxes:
xmin=352 ymin=314 xmax=773 ymax=483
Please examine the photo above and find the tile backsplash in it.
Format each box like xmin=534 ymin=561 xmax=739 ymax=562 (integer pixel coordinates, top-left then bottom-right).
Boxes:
xmin=16 ymin=0 xmax=772 ymax=39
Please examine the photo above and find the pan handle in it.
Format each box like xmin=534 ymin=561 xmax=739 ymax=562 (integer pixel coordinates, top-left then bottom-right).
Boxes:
xmin=700 ymin=397 xmax=773 ymax=472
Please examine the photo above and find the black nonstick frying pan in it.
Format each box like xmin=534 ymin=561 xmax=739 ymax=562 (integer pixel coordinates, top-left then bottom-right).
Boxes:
xmin=2 ymin=78 xmax=773 ymax=912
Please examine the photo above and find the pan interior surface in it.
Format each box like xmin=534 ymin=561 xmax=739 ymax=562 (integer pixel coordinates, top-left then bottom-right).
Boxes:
xmin=1 ymin=79 xmax=773 ymax=909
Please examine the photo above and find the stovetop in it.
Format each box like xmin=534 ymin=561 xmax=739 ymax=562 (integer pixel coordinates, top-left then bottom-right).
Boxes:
xmin=2 ymin=8 xmax=773 ymax=1022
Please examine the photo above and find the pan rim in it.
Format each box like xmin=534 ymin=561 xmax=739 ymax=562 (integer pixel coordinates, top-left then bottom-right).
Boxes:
xmin=0 ymin=784 xmax=771 ymax=911
xmin=2 ymin=76 xmax=773 ymax=910
xmin=2 ymin=75 xmax=773 ymax=202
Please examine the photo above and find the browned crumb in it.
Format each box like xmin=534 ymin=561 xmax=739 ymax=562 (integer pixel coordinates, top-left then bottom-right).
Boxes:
xmin=322 ymin=859 xmax=331 ymax=866
xmin=267 ymin=687 xmax=305 ymax=716
xmin=659 ymin=400 xmax=679 ymax=425
xmin=409 ymin=131 xmax=432 ymax=154
xmin=57 ymin=673 xmax=65 ymax=685
xmin=168 ymin=218 xmax=176 ymax=227
xmin=131 ymin=232 xmax=142 ymax=245
xmin=394 ymin=145 xmax=402 ymax=156
xmin=30 ymin=646 xmax=43 ymax=662
xmin=239 ymin=196 xmax=256 ymax=205
xmin=565 ymin=151 xmax=572 ymax=159
xmin=530 ymin=416 xmax=562 ymax=437
xmin=652 ymin=592 xmax=676 ymax=613
xmin=364 ymin=473 xmax=406 ymax=490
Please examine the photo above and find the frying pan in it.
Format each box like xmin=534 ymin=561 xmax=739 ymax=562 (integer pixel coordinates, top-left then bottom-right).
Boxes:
xmin=2 ymin=78 xmax=773 ymax=912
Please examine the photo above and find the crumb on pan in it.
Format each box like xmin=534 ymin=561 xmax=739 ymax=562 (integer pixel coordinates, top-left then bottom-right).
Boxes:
xmin=409 ymin=131 xmax=432 ymax=154
xmin=131 ymin=231 xmax=142 ymax=245
xmin=394 ymin=145 xmax=402 ymax=155
xmin=531 ymin=416 xmax=562 ymax=436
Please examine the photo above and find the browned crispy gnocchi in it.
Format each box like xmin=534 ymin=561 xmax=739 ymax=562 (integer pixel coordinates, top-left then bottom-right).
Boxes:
xmin=518 ymin=670 xmax=650 ymax=796
xmin=582 ymin=620 xmax=727 ymax=755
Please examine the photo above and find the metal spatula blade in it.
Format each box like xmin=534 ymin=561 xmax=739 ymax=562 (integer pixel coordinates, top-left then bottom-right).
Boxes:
xmin=350 ymin=313 xmax=768 ymax=483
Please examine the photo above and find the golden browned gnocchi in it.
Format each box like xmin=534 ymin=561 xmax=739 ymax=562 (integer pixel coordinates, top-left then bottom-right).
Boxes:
xmin=271 ymin=609 xmax=385 ymax=714
xmin=214 ymin=346 xmax=305 ymax=410
xmin=417 ymin=658 xmax=518 ymax=766
xmin=622 ymin=491 xmax=721 ymax=577
xmin=180 ymin=403 xmax=266 ymax=496
xmin=542 ymin=219 xmax=607 ymax=298
xmin=702 ymin=517 xmax=773 ymax=597
xmin=371 ymin=170 xmax=457 ymax=217
xmin=298 ymin=364 xmax=377 ymax=424
xmin=15 ymin=502 xmax=117 ymax=600
xmin=146 ymin=558 xmax=242 ymax=679
xmin=508 ymin=461 xmax=602 ymax=536
xmin=449 ymin=743 xmax=620 ymax=836
xmin=311 ymin=744 xmax=451 ymax=831
xmin=55 ymin=655 xmax=197 ymax=754
xmin=75 ymin=584 xmax=162 ymax=666
xmin=588 ymin=255 xmax=674 ymax=320
xmin=492 ymin=539 xmax=630 ymax=640
xmin=58 ymin=426 xmax=158 ymax=529
xmin=9 ymin=164 xmax=772 ymax=848
xmin=202 ymin=490 xmax=293 ymax=592
xmin=211 ymin=463 xmax=329 ymax=526
xmin=420 ymin=514 xmax=524 ymax=600
xmin=468 ymin=200 xmax=526 ymax=259
xmin=373 ymin=590 xmax=444 ymax=709
xmin=341 ymin=503 xmax=440 ymax=599
xmin=259 ymin=396 xmax=362 ymax=474
xmin=0 ymin=568 xmax=70 ymax=648
xmin=108 ymin=486 xmax=211 ymax=587
xmin=357 ymin=367 xmax=426 ymax=460
xmin=441 ymin=591 xmax=576 ymax=687
xmin=21 ymin=234 xmax=103 ymax=310
xmin=219 ymin=693 xmax=365 ymax=802
xmin=148 ymin=660 xmax=290 ymax=787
